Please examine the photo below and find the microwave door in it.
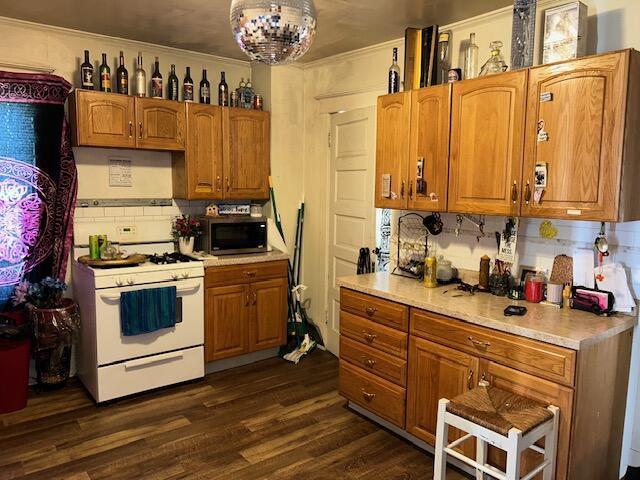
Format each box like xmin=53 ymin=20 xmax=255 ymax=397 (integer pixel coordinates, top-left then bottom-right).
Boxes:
xmin=211 ymin=221 xmax=267 ymax=255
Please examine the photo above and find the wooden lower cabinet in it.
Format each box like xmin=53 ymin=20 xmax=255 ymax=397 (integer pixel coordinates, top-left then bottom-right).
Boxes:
xmin=204 ymin=263 xmax=287 ymax=362
xmin=406 ymin=336 xmax=478 ymax=459
xmin=483 ymin=360 xmax=573 ymax=480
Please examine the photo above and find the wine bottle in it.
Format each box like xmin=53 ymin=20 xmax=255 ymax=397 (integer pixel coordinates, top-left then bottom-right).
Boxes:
xmin=80 ymin=50 xmax=94 ymax=90
xmin=218 ymin=71 xmax=229 ymax=106
xmin=183 ymin=67 xmax=194 ymax=102
xmin=99 ymin=53 xmax=111 ymax=93
xmin=464 ymin=33 xmax=479 ymax=80
xmin=200 ymin=69 xmax=210 ymax=104
xmin=116 ymin=51 xmax=128 ymax=95
xmin=151 ymin=57 xmax=163 ymax=99
xmin=167 ymin=64 xmax=179 ymax=101
xmin=134 ymin=52 xmax=146 ymax=97
xmin=243 ymin=78 xmax=253 ymax=108
xmin=388 ymin=47 xmax=400 ymax=94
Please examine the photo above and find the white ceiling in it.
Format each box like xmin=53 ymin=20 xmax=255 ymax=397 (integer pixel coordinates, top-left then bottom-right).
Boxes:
xmin=0 ymin=0 xmax=511 ymax=63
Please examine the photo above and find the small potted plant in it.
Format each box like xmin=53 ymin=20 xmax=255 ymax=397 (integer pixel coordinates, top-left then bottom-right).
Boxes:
xmin=13 ymin=277 xmax=80 ymax=389
xmin=172 ymin=214 xmax=203 ymax=254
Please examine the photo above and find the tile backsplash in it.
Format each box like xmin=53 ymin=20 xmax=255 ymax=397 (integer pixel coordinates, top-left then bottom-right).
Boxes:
xmin=393 ymin=212 xmax=640 ymax=299
xmin=73 ymin=200 xmax=209 ymax=246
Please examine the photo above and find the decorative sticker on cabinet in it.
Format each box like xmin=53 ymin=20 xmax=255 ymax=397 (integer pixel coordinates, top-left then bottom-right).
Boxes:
xmin=109 ymin=158 xmax=132 ymax=187
xmin=381 ymin=174 xmax=391 ymax=198
xmin=537 ymin=120 xmax=549 ymax=142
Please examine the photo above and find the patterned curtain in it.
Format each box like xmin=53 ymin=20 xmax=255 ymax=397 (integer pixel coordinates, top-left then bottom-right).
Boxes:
xmin=0 ymin=72 xmax=77 ymax=309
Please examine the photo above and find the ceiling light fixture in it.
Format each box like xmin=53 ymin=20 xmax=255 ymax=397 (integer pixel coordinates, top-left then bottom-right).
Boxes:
xmin=230 ymin=0 xmax=317 ymax=65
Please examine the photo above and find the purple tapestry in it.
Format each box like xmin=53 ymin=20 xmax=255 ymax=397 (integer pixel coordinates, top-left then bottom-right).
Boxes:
xmin=0 ymin=71 xmax=77 ymax=309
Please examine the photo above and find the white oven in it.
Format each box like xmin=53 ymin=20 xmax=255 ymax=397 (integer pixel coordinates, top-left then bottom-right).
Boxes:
xmin=72 ymin=247 xmax=206 ymax=403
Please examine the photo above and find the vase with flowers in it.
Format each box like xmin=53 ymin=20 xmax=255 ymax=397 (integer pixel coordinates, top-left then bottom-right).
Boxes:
xmin=171 ymin=214 xmax=203 ymax=255
xmin=12 ymin=277 xmax=80 ymax=389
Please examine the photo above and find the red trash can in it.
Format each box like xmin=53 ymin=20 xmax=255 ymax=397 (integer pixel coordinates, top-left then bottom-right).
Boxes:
xmin=0 ymin=311 xmax=31 ymax=413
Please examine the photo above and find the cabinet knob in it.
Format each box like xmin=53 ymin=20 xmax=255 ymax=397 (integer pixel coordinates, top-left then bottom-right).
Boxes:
xmin=361 ymin=389 xmax=376 ymax=402
xmin=467 ymin=369 xmax=474 ymax=390
xmin=363 ymin=358 xmax=376 ymax=369
xmin=129 ymin=121 xmax=133 ymax=138
xmin=364 ymin=306 xmax=377 ymax=317
xmin=245 ymin=291 xmax=250 ymax=306
xmin=524 ymin=181 xmax=532 ymax=205
xmin=363 ymin=332 xmax=377 ymax=343
xmin=244 ymin=270 xmax=257 ymax=277
xmin=252 ymin=290 xmax=257 ymax=305
xmin=138 ymin=122 xmax=143 ymax=139
xmin=216 ymin=176 xmax=222 ymax=192
xmin=511 ymin=180 xmax=518 ymax=204
xmin=400 ymin=181 xmax=405 ymax=199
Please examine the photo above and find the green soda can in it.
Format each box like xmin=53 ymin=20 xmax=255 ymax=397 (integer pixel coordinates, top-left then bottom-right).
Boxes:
xmin=89 ymin=235 xmax=100 ymax=260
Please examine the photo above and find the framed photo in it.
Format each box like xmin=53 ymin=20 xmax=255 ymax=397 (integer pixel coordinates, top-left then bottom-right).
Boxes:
xmin=519 ymin=265 xmax=537 ymax=283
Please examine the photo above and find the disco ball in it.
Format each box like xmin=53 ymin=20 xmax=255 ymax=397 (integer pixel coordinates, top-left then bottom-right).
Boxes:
xmin=230 ymin=0 xmax=317 ymax=65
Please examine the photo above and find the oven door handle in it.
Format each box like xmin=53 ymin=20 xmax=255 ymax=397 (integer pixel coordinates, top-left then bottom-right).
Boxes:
xmin=124 ymin=351 xmax=184 ymax=370
xmin=99 ymin=281 xmax=202 ymax=301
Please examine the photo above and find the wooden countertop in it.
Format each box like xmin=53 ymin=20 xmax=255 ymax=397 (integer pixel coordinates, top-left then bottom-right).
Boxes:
xmin=191 ymin=249 xmax=289 ymax=268
xmin=337 ymin=273 xmax=637 ymax=350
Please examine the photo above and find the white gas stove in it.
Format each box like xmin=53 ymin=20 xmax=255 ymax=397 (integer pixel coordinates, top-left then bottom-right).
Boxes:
xmin=72 ymin=242 xmax=205 ymax=403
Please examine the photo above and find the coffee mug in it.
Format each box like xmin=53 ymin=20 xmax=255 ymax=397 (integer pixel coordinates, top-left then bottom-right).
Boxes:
xmin=423 ymin=213 xmax=443 ymax=236
xmin=546 ymin=283 xmax=563 ymax=304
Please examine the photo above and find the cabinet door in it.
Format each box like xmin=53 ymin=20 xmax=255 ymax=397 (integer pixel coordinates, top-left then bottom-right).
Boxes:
xmin=135 ymin=98 xmax=185 ymax=150
xmin=249 ymin=277 xmax=287 ymax=352
xmin=184 ymin=103 xmax=224 ymax=199
xmin=205 ymin=284 xmax=250 ymax=362
xmin=406 ymin=336 xmax=479 ymax=458
xmin=522 ymin=52 xmax=627 ymax=220
xmin=375 ymin=92 xmax=411 ymax=209
xmin=483 ymin=361 xmax=573 ymax=480
xmin=72 ymin=90 xmax=135 ymax=148
xmin=223 ymin=108 xmax=270 ymax=200
xmin=408 ymin=85 xmax=450 ymax=211
xmin=448 ymin=71 xmax=526 ymax=215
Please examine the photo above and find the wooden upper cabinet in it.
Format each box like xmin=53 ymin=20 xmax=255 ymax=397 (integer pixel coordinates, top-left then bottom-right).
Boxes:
xmin=408 ymin=85 xmax=451 ymax=212
xmin=70 ymin=90 xmax=135 ymax=148
xmin=522 ymin=51 xmax=639 ymax=221
xmin=180 ymin=103 xmax=224 ymax=200
xmin=375 ymin=92 xmax=412 ymax=209
xmin=250 ymin=277 xmax=287 ymax=352
xmin=406 ymin=336 xmax=478 ymax=458
xmin=224 ymin=108 xmax=270 ymax=200
xmin=448 ymin=70 xmax=527 ymax=215
xmin=135 ymin=97 xmax=185 ymax=150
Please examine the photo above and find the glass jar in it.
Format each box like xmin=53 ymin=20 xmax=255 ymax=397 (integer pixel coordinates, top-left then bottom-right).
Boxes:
xmin=480 ymin=41 xmax=508 ymax=76
xmin=436 ymin=259 xmax=453 ymax=282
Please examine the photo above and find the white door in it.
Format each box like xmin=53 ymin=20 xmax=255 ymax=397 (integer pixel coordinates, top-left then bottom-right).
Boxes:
xmin=326 ymin=107 xmax=376 ymax=355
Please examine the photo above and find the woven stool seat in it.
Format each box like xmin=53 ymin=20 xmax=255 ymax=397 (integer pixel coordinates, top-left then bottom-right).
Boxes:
xmin=446 ymin=386 xmax=553 ymax=436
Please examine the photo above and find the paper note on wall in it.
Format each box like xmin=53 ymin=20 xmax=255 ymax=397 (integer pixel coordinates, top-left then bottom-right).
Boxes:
xmin=573 ymin=248 xmax=594 ymax=289
xmin=109 ymin=158 xmax=132 ymax=187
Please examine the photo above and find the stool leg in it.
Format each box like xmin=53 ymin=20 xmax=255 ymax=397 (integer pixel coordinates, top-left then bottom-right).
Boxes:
xmin=476 ymin=437 xmax=487 ymax=480
xmin=506 ymin=428 xmax=522 ymax=480
xmin=434 ymin=399 xmax=450 ymax=480
xmin=543 ymin=406 xmax=560 ymax=480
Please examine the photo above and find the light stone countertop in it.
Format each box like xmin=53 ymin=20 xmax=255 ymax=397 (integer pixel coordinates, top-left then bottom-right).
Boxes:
xmin=191 ymin=249 xmax=290 ymax=268
xmin=337 ymin=272 xmax=637 ymax=350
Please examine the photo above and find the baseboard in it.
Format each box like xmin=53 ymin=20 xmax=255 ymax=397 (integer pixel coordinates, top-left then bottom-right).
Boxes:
xmin=205 ymin=348 xmax=279 ymax=374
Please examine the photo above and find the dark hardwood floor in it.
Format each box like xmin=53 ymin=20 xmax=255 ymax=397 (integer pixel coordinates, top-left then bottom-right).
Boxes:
xmin=0 ymin=350 xmax=467 ymax=479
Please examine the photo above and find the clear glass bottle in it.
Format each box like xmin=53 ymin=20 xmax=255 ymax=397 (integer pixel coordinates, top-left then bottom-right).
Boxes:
xmin=464 ymin=33 xmax=479 ymax=80
xmin=237 ymin=78 xmax=246 ymax=106
xmin=134 ymin=52 xmax=146 ymax=97
xmin=388 ymin=47 xmax=401 ymax=93
xmin=480 ymin=41 xmax=509 ymax=76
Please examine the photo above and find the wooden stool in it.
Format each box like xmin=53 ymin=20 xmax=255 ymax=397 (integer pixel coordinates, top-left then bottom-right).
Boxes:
xmin=433 ymin=385 xmax=559 ymax=480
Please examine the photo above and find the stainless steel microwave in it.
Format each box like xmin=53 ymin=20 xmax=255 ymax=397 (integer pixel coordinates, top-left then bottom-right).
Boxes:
xmin=195 ymin=216 xmax=268 ymax=255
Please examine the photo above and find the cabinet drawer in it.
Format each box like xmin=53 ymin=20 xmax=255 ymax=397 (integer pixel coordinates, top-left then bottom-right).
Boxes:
xmin=340 ymin=336 xmax=407 ymax=387
xmin=341 ymin=310 xmax=408 ymax=359
xmin=410 ymin=309 xmax=576 ymax=386
xmin=341 ymin=289 xmax=409 ymax=331
xmin=339 ymin=360 xmax=406 ymax=427
xmin=205 ymin=260 xmax=288 ymax=287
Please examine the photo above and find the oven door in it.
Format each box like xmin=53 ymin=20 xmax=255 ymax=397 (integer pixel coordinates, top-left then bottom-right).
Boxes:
xmin=94 ymin=279 xmax=203 ymax=366
xmin=210 ymin=220 xmax=267 ymax=255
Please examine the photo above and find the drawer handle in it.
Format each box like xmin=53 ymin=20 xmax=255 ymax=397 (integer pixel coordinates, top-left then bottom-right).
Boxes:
xmin=362 ymin=358 xmax=376 ymax=369
xmin=467 ymin=369 xmax=474 ymax=390
xmin=361 ymin=389 xmax=376 ymax=402
xmin=363 ymin=332 xmax=377 ymax=344
xmin=124 ymin=351 xmax=184 ymax=370
xmin=244 ymin=271 xmax=257 ymax=277
xmin=364 ymin=306 xmax=377 ymax=316
xmin=128 ymin=121 xmax=133 ymax=137
xmin=468 ymin=336 xmax=490 ymax=349
xmin=139 ymin=122 xmax=143 ymax=139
